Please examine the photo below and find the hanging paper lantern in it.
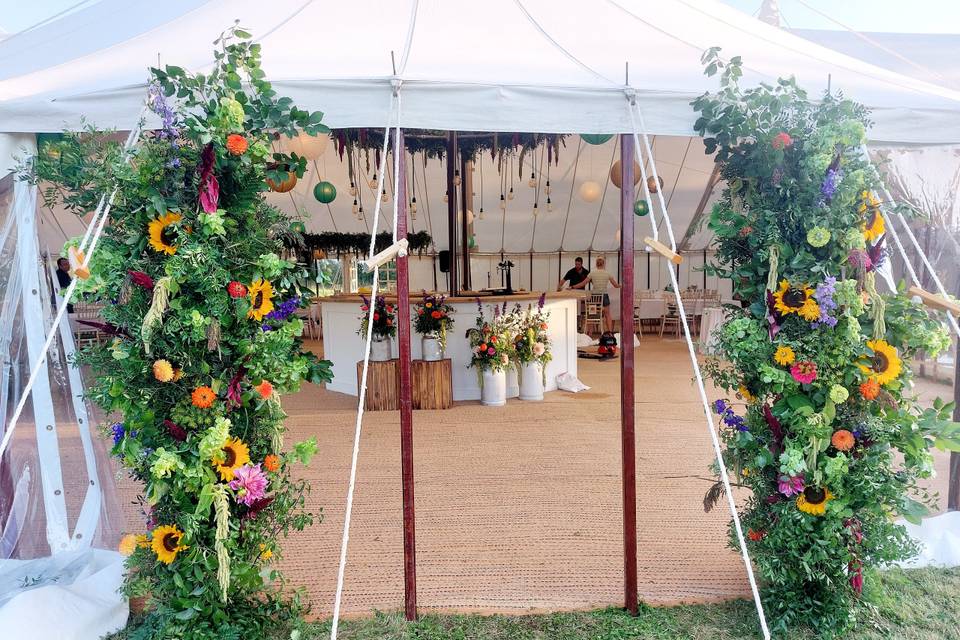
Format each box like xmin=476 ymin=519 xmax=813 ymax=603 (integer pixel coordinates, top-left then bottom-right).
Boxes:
xmin=579 ymin=181 xmax=602 ymax=203
xmin=609 ymin=160 xmax=642 ymax=189
xmin=581 ymin=134 xmax=614 ymax=145
xmin=468 ymin=235 xmax=477 ymax=250
xmin=647 ymin=175 xmax=665 ymax=193
xmin=286 ymin=131 xmax=329 ymax=160
xmin=313 ymin=181 xmax=337 ymax=204
xmin=267 ymin=171 xmax=297 ymax=193
xmin=615 ymin=228 xmax=621 ymax=244
xmin=634 ymin=199 xmax=650 ymax=217
xmin=466 ymin=209 xmax=475 ymax=225
xmin=289 ymin=221 xmax=306 ymax=234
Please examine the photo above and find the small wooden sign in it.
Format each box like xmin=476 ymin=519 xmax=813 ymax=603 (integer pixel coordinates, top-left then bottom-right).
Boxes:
xmin=643 ymin=237 xmax=683 ymax=265
xmin=908 ymin=286 xmax=960 ymax=316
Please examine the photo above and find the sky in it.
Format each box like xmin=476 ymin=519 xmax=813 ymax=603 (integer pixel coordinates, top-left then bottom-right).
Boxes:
xmin=1 ymin=0 xmax=959 ymax=34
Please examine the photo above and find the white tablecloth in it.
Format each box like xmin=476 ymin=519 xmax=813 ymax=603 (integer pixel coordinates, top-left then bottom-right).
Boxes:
xmin=635 ymin=298 xmax=667 ymax=319
xmin=698 ymin=306 xmax=726 ymax=355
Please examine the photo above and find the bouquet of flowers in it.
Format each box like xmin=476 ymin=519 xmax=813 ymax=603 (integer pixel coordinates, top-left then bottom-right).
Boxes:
xmin=465 ymin=300 xmax=512 ymax=374
xmin=358 ymin=295 xmax=396 ymax=339
xmin=513 ymin=295 xmax=551 ymax=381
xmin=413 ymin=293 xmax=454 ymax=350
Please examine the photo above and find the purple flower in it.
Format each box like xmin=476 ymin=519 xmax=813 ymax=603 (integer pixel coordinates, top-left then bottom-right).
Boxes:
xmin=820 ymin=168 xmax=843 ymax=203
xmin=147 ymin=82 xmax=180 ymax=146
xmin=265 ymin=296 xmax=301 ymax=323
xmin=812 ymin=277 xmax=838 ymax=329
xmin=229 ymin=463 xmax=269 ymax=507
xmin=778 ymin=474 xmax=805 ymax=497
xmin=537 ymin=292 xmax=546 ymax=309
xmin=712 ymin=399 xmax=728 ymax=415
xmin=111 ymin=422 xmax=125 ymax=446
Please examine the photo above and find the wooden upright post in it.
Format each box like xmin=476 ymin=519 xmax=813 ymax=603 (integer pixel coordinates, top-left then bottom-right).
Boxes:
xmin=446 ymin=132 xmax=459 ymax=295
xmin=460 ymin=155 xmax=472 ymax=290
xmin=394 ymin=130 xmax=418 ymax=620
xmin=619 ymin=134 xmax=638 ymax=615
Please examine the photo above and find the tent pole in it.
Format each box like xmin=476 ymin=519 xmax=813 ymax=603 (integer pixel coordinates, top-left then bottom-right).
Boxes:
xmin=619 ymin=134 xmax=638 ymax=616
xmin=394 ymin=130 xmax=418 ymax=620
xmin=460 ymin=155 xmax=471 ymax=290
xmin=446 ymin=132 xmax=459 ymax=295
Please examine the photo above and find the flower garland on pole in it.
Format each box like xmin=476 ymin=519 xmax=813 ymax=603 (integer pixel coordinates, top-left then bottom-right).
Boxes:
xmin=28 ymin=26 xmax=333 ymax=638
xmin=694 ymin=50 xmax=957 ymax=635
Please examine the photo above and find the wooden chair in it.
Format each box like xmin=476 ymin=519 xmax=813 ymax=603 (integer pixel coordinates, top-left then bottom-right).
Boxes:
xmin=659 ymin=301 xmax=681 ymax=338
xmin=583 ymin=293 xmax=604 ymax=336
xmin=72 ymin=301 xmax=106 ymax=347
xmin=632 ymin=305 xmax=643 ymax=341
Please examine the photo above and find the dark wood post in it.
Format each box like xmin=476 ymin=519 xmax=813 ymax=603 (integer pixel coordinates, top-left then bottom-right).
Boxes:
xmin=446 ymin=132 xmax=459 ymax=295
xmin=619 ymin=134 xmax=638 ymax=615
xmin=460 ymin=155 xmax=472 ymax=290
xmin=394 ymin=130 xmax=418 ymax=620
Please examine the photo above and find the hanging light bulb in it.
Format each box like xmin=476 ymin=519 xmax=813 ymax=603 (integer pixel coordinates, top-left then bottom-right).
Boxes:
xmin=410 ymin=196 xmax=418 ymax=213
xmin=547 ymin=197 xmax=554 ymax=213
xmin=532 ymin=202 xmax=539 ymax=216
xmin=358 ymin=205 xmax=365 ymax=218
xmin=528 ymin=172 xmax=536 ymax=188
xmin=478 ymin=207 xmax=485 ymax=220
xmin=381 ymin=189 xmax=388 ymax=204
xmin=443 ymin=190 xmax=448 ymax=203
xmin=352 ymin=198 xmax=359 ymax=215
xmin=507 ymin=187 xmax=515 ymax=201
xmin=369 ymin=173 xmax=378 ymax=189
xmin=349 ymin=181 xmax=357 ymax=197
xmin=453 ymin=169 xmax=462 ymax=186
xmin=411 ymin=207 xmax=417 ymax=220
xmin=499 ymin=194 xmax=506 ymax=210
xmin=545 ymin=180 xmax=552 ymax=195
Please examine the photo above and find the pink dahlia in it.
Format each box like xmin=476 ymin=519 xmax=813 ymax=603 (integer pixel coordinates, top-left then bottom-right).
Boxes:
xmin=790 ymin=361 xmax=818 ymax=384
xmin=777 ymin=474 xmax=804 ymax=497
xmin=229 ymin=463 xmax=268 ymax=506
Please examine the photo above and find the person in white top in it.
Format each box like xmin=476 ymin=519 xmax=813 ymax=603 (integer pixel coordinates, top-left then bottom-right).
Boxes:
xmin=571 ymin=257 xmax=620 ymax=333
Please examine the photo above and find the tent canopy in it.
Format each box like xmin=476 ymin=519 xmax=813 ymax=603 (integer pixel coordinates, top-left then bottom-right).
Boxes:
xmin=1 ymin=0 xmax=959 ymax=143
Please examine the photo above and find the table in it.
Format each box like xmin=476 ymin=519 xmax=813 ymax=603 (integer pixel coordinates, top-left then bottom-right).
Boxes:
xmin=698 ymin=306 xmax=727 ymax=355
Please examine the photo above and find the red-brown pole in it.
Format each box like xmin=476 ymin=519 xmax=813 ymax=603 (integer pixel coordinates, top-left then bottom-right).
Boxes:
xmin=395 ymin=129 xmax=418 ymax=620
xmin=619 ymin=133 xmax=638 ymax=615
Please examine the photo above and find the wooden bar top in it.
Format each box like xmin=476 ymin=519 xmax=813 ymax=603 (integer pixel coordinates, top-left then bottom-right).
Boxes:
xmin=319 ymin=290 xmax=585 ymax=304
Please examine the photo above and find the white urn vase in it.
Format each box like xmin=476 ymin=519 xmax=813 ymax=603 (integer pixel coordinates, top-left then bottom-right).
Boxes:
xmin=505 ymin=366 xmax=520 ymax=399
xmin=370 ymin=335 xmax=392 ymax=362
xmin=421 ymin=334 xmax=444 ymax=361
xmin=481 ymin=369 xmax=507 ymax=406
xmin=519 ymin=361 xmax=544 ymax=401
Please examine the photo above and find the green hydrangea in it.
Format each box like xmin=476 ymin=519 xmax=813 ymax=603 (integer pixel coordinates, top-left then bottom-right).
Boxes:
xmin=824 ymin=453 xmax=849 ymax=483
xmin=257 ymin=252 xmax=288 ymax=279
xmin=199 ymin=417 xmax=231 ymax=462
xmin=199 ymin=209 xmax=226 ymax=236
xmin=834 ymin=279 xmax=865 ymax=315
xmin=807 ymin=227 xmax=831 ymax=248
xmin=150 ymin=448 xmax=184 ymax=479
xmin=219 ymin=97 xmax=245 ymax=130
xmin=829 ymin=385 xmax=849 ymax=404
xmin=779 ymin=446 xmax=807 ymax=476
xmin=843 ymin=228 xmax=866 ymax=250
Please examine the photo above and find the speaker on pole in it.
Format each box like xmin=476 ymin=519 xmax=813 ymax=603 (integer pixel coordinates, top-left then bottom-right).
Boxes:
xmin=438 ymin=250 xmax=450 ymax=273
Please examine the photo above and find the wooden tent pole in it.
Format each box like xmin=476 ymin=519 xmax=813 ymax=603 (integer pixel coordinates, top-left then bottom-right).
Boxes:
xmin=394 ymin=130 xmax=418 ymax=620
xmin=446 ymin=132 xmax=459 ymax=295
xmin=460 ymin=155 xmax=472 ymax=290
xmin=619 ymin=134 xmax=638 ymax=615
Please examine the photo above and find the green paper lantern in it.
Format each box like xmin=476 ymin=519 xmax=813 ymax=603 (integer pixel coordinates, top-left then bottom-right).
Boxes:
xmin=467 ymin=235 xmax=477 ymax=249
xmin=289 ymin=221 xmax=306 ymax=234
xmin=634 ymin=199 xmax=650 ymax=217
xmin=313 ymin=181 xmax=337 ymax=204
xmin=580 ymin=133 xmax=614 ymax=145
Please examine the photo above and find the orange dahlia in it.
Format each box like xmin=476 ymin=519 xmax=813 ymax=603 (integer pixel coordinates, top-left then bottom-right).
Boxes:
xmin=859 ymin=378 xmax=880 ymax=400
xmin=191 ymin=385 xmax=216 ymax=409
xmin=226 ymin=133 xmax=249 ymax=156
xmin=254 ymin=380 xmax=273 ymax=399
xmin=263 ymin=454 xmax=281 ymax=473
xmin=831 ymin=430 xmax=855 ymax=451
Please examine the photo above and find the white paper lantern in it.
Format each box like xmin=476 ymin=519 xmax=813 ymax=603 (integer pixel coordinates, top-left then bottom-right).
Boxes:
xmin=615 ymin=228 xmax=621 ymax=243
xmin=466 ymin=209 xmax=475 ymax=224
xmin=579 ymin=180 xmax=602 ymax=203
xmin=287 ymin=131 xmax=329 ymax=160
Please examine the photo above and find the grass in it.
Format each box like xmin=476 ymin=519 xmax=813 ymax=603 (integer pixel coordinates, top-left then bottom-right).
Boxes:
xmin=299 ymin=567 xmax=960 ymax=640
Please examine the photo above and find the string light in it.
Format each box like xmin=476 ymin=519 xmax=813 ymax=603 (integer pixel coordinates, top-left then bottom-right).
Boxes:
xmin=547 ymin=197 xmax=554 ymax=213
xmin=443 ymin=190 xmax=448 ymax=203
xmin=368 ymin=173 xmax=378 ymax=189
xmin=499 ymin=194 xmax=506 ymax=210
xmin=545 ymin=179 xmax=551 ymax=195
xmin=528 ymin=171 xmax=536 ymax=188
xmin=349 ymin=181 xmax=357 ymax=197
xmin=381 ymin=189 xmax=388 ymax=204
xmin=532 ymin=202 xmax=539 ymax=216
xmin=352 ymin=198 xmax=359 ymax=215
xmin=478 ymin=207 xmax=485 ymax=220
xmin=410 ymin=196 xmax=418 ymax=214
xmin=453 ymin=169 xmax=462 ymax=186
xmin=508 ymin=186 xmax=515 ymax=200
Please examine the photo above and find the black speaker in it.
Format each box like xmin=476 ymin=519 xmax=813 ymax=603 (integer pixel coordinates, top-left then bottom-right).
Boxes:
xmin=438 ymin=250 xmax=450 ymax=273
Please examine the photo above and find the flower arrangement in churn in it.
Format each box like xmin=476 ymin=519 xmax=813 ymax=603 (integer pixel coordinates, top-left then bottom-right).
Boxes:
xmin=358 ymin=295 xmax=396 ymax=339
xmin=512 ymin=293 xmax=552 ymax=383
xmin=466 ymin=299 xmax=512 ymax=376
xmin=413 ymin=293 xmax=455 ymax=351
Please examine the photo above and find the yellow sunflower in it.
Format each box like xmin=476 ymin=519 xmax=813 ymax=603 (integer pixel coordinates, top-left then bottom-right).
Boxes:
xmin=858 ymin=191 xmax=885 ymax=242
xmin=247 ymin=279 xmax=275 ymax=321
xmin=796 ymin=487 xmax=834 ymax=516
xmin=773 ymin=280 xmax=820 ymax=320
xmin=773 ymin=345 xmax=796 ymax=366
xmin=151 ymin=524 xmax=187 ymax=564
xmin=215 ymin=437 xmax=251 ymax=481
xmin=858 ymin=339 xmax=902 ymax=386
xmin=738 ymin=385 xmax=756 ymax=404
xmin=148 ymin=211 xmax=183 ymax=255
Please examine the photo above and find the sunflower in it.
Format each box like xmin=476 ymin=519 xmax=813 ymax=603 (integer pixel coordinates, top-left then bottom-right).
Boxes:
xmin=773 ymin=280 xmax=820 ymax=321
xmin=151 ymin=524 xmax=187 ymax=564
xmin=773 ymin=345 xmax=796 ymax=366
xmin=859 ymin=191 xmax=885 ymax=242
xmin=796 ymin=486 xmax=834 ymax=516
xmin=148 ymin=211 xmax=183 ymax=255
xmin=247 ymin=279 xmax=275 ymax=321
xmin=858 ymin=339 xmax=902 ymax=386
xmin=738 ymin=385 xmax=756 ymax=403
xmin=215 ymin=437 xmax=250 ymax=481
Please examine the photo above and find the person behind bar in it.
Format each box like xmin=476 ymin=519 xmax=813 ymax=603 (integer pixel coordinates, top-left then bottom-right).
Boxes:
xmin=571 ymin=256 xmax=620 ymax=332
xmin=55 ymin=257 xmax=74 ymax=313
xmin=557 ymin=256 xmax=590 ymax=291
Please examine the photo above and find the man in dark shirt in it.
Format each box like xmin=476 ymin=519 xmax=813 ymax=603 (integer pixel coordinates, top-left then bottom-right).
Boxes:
xmin=55 ymin=257 xmax=74 ymax=313
xmin=557 ymin=256 xmax=590 ymax=290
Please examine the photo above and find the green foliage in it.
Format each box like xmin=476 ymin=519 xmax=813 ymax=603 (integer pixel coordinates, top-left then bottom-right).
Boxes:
xmin=693 ymin=52 xmax=959 ymax=637
xmin=30 ymin=25 xmax=333 ymax=639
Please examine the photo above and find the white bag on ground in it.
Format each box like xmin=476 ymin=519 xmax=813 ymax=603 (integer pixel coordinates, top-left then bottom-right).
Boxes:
xmin=0 ymin=549 xmax=128 ymax=639
xmin=557 ymin=372 xmax=590 ymax=393
xmin=614 ymin=332 xmax=640 ymax=347
xmin=576 ymin=333 xmax=596 ymax=347
xmin=893 ymin=512 xmax=960 ymax=569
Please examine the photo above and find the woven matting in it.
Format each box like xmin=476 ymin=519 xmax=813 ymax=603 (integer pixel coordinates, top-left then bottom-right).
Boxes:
xmin=109 ymin=338 xmax=953 ymax=617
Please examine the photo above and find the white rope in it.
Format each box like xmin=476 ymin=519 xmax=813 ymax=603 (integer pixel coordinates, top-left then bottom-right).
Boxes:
xmin=330 ymin=90 xmax=402 ymax=640
xmin=860 ymin=146 xmax=960 ymax=339
xmin=0 ymin=113 xmax=147 ymax=464
xmin=629 ymin=99 xmax=771 ymax=640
